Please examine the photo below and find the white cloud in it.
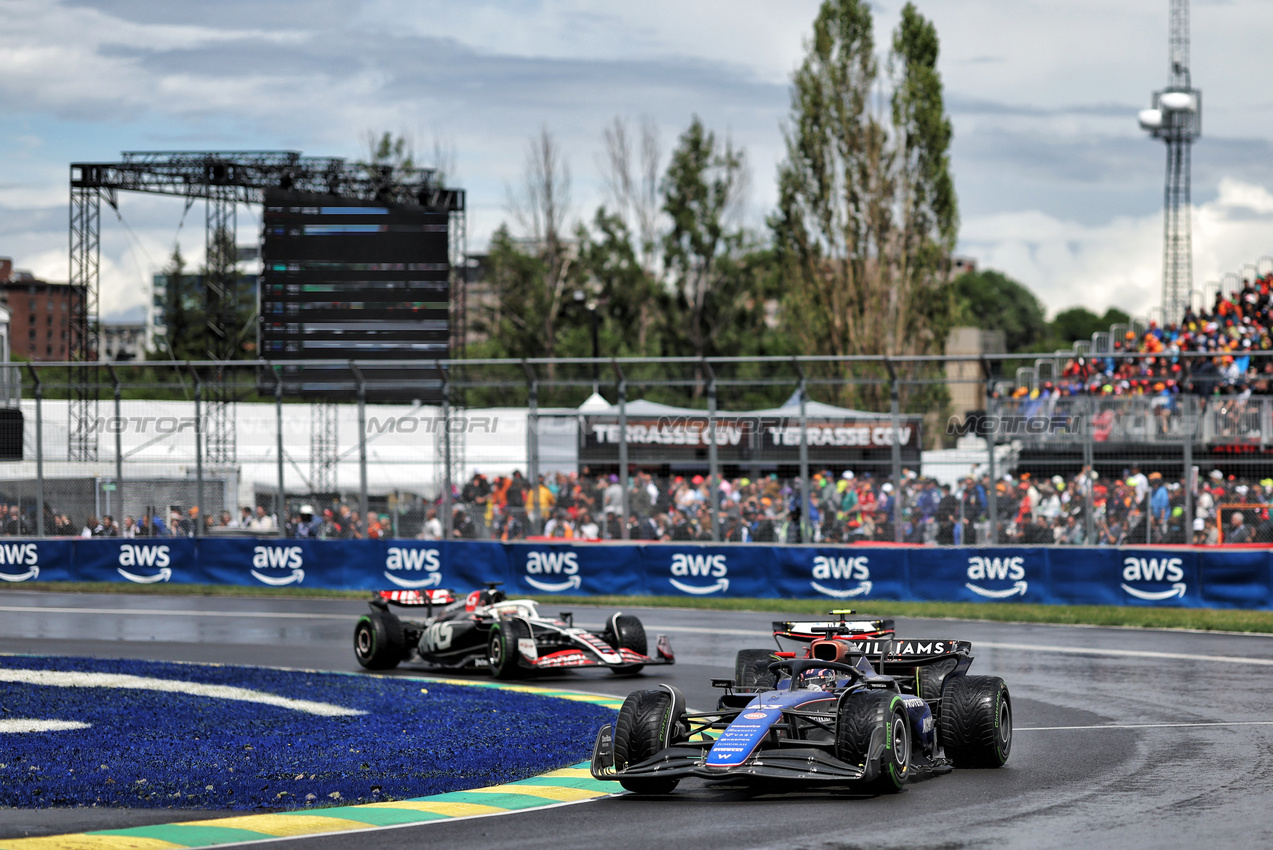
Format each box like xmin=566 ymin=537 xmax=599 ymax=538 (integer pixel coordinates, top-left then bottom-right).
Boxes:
xmin=961 ymin=178 xmax=1273 ymax=319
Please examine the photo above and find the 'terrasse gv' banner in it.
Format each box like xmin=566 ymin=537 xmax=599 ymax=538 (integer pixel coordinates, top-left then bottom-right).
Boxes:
xmin=0 ymin=539 xmax=1269 ymax=609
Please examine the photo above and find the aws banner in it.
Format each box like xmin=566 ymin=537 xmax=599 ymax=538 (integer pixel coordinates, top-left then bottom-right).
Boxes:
xmin=4 ymin=539 xmax=1272 ymax=609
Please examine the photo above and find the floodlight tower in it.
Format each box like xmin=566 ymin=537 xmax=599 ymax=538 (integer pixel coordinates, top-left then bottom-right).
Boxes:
xmin=1138 ymin=0 xmax=1201 ymax=323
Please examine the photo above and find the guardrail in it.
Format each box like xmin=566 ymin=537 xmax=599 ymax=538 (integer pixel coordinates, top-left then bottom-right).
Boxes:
xmin=2 ymin=538 xmax=1268 ymax=609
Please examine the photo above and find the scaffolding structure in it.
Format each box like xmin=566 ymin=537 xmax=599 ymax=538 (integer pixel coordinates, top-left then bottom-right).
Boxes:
xmin=68 ymin=151 xmax=467 ymax=480
xmin=1139 ymin=0 xmax=1202 ymax=322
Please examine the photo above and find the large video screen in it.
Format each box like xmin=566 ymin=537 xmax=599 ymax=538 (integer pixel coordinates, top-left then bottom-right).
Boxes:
xmin=260 ymin=189 xmax=449 ymax=400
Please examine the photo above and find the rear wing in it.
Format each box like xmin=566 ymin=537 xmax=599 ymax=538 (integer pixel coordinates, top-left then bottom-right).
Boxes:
xmin=375 ymin=589 xmax=456 ymax=608
xmin=773 ymin=617 xmax=895 ymax=643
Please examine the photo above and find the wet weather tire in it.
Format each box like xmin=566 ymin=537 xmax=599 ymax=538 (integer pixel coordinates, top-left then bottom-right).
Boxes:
xmin=940 ymin=675 xmax=1012 ymax=768
xmin=605 ymin=613 xmax=648 ymax=674
xmin=835 ymin=691 xmax=911 ymax=794
xmin=613 ymin=689 xmax=684 ymax=794
xmin=488 ymin=618 xmax=531 ymax=680
xmin=354 ymin=611 xmax=404 ymax=670
xmin=734 ymin=648 xmax=777 ymax=690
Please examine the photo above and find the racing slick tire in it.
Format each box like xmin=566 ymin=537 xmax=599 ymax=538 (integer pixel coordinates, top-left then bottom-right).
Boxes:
xmin=354 ymin=610 xmax=405 ymax=670
xmin=605 ymin=613 xmax=648 ymax=675
xmin=835 ymin=691 xmax=911 ymax=794
xmin=613 ymin=688 xmax=686 ymax=794
xmin=940 ymin=675 xmax=1012 ymax=768
xmin=488 ymin=617 xmax=532 ymax=680
xmin=734 ymin=648 xmax=777 ymax=690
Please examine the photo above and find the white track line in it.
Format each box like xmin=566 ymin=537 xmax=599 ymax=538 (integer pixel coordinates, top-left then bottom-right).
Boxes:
xmin=0 ymin=605 xmax=351 ymax=620
xmin=3 ymin=608 xmax=1272 ymax=668
xmin=976 ymin=640 xmax=1273 ymax=666
xmin=0 ymin=669 xmax=366 ymax=716
xmin=1020 ymin=720 xmax=1273 ymax=732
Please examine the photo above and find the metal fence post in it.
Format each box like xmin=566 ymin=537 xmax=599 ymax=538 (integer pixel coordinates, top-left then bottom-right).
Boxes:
xmin=351 ymin=362 xmax=369 ymax=537
xmin=28 ymin=365 xmax=43 ymax=537
xmin=108 ymin=365 xmax=122 ymax=522
xmin=615 ymin=361 xmax=629 ymax=541
xmin=885 ymin=359 xmax=904 ymax=543
xmin=441 ymin=362 xmax=453 ymax=539
xmin=1083 ymin=395 xmax=1095 ymax=546
xmin=795 ymin=360 xmax=810 ymax=543
xmin=982 ymin=358 xmax=997 ymax=545
xmin=1183 ymin=395 xmax=1194 ymax=540
xmin=275 ymin=369 xmax=286 ymax=538
xmin=705 ymin=360 xmax=719 ymax=542
xmin=193 ymin=372 xmax=203 ymax=539
xmin=523 ymin=361 xmax=539 ymax=536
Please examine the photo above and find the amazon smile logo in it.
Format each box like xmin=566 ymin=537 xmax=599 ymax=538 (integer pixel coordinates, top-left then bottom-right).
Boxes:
xmin=1121 ymin=556 xmax=1187 ymax=601
xmin=524 ymin=550 xmax=581 ymax=592
xmin=965 ymin=555 xmax=1028 ymax=599
xmin=251 ymin=546 xmax=305 ymax=586
xmin=810 ymin=555 xmax=872 ymax=598
xmin=669 ymin=552 xmax=729 ymax=595
xmin=0 ymin=543 xmax=39 ymax=582
xmin=117 ymin=544 xmax=171 ymax=583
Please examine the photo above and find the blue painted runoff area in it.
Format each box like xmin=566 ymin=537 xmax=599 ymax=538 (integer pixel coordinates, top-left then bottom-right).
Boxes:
xmin=0 ymin=538 xmax=1270 ymax=608
xmin=0 ymin=655 xmax=615 ymax=810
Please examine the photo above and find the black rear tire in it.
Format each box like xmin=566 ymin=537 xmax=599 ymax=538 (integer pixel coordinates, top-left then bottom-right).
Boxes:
xmin=605 ymin=613 xmax=648 ymax=674
xmin=613 ymin=688 xmax=684 ymax=794
xmin=734 ymin=648 xmax=777 ymax=690
xmin=835 ymin=691 xmax=911 ymax=794
xmin=940 ymin=675 xmax=1012 ymax=768
xmin=354 ymin=610 xmax=405 ymax=670
xmin=488 ymin=618 xmax=531 ymax=680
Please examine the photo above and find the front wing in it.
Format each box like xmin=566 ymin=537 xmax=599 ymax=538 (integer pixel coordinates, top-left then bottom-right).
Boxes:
xmin=528 ymin=633 xmax=675 ymax=672
xmin=589 ymin=723 xmax=869 ymax=784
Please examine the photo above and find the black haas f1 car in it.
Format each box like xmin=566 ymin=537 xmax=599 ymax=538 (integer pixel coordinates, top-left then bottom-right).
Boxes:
xmin=591 ymin=610 xmax=1010 ymax=795
xmin=353 ymin=583 xmax=674 ymax=679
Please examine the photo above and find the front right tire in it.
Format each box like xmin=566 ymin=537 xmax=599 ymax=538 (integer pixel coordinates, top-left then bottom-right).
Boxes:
xmin=835 ymin=691 xmax=911 ymax=794
xmin=488 ymin=617 xmax=531 ymax=680
xmin=613 ymin=688 xmax=686 ymax=794
xmin=605 ymin=613 xmax=648 ymax=674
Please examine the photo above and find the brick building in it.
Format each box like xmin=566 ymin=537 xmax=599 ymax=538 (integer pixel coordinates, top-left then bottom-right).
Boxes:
xmin=0 ymin=257 xmax=86 ymax=361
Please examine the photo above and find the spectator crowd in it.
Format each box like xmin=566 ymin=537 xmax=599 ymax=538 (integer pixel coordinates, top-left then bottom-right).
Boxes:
xmin=445 ymin=464 xmax=1273 ymax=546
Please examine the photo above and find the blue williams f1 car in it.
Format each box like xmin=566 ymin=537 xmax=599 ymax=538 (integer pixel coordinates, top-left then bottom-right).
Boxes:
xmin=591 ymin=611 xmax=1010 ymax=794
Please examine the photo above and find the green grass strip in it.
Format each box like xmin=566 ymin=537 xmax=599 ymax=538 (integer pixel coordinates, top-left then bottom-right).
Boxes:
xmin=7 ymin=582 xmax=1273 ymax=633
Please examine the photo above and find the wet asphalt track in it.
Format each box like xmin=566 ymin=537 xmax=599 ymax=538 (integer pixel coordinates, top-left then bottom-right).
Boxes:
xmin=2 ymin=591 xmax=1273 ymax=849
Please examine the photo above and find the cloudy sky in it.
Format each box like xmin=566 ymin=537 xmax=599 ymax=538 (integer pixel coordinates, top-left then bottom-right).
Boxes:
xmin=2 ymin=0 xmax=1271 ymax=323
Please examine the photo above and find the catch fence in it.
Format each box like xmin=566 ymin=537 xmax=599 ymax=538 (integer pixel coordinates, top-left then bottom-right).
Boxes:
xmin=0 ymin=354 xmax=1270 ymax=547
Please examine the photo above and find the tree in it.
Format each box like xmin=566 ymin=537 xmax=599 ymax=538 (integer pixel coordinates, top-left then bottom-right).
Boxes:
xmin=156 ymin=246 xmax=204 ymax=361
xmin=361 ymin=131 xmax=417 ymax=196
xmin=503 ymin=127 xmax=576 ymax=363
xmin=661 ymin=116 xmax=750 ymax=366
xmin=771 ymin=0 xmax=958 ymax=408
xmin=1051 ymin=306 xmax=1131 ymax=344
xmin=950 ymin=269 xmax=1049 ymax=353
xmin=598 ymin=115 xmax=662 ymax=275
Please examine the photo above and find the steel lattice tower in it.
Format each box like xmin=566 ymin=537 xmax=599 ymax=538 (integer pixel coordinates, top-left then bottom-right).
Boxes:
xmin=1139 ymin=0 xmax=1202 ymax=322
